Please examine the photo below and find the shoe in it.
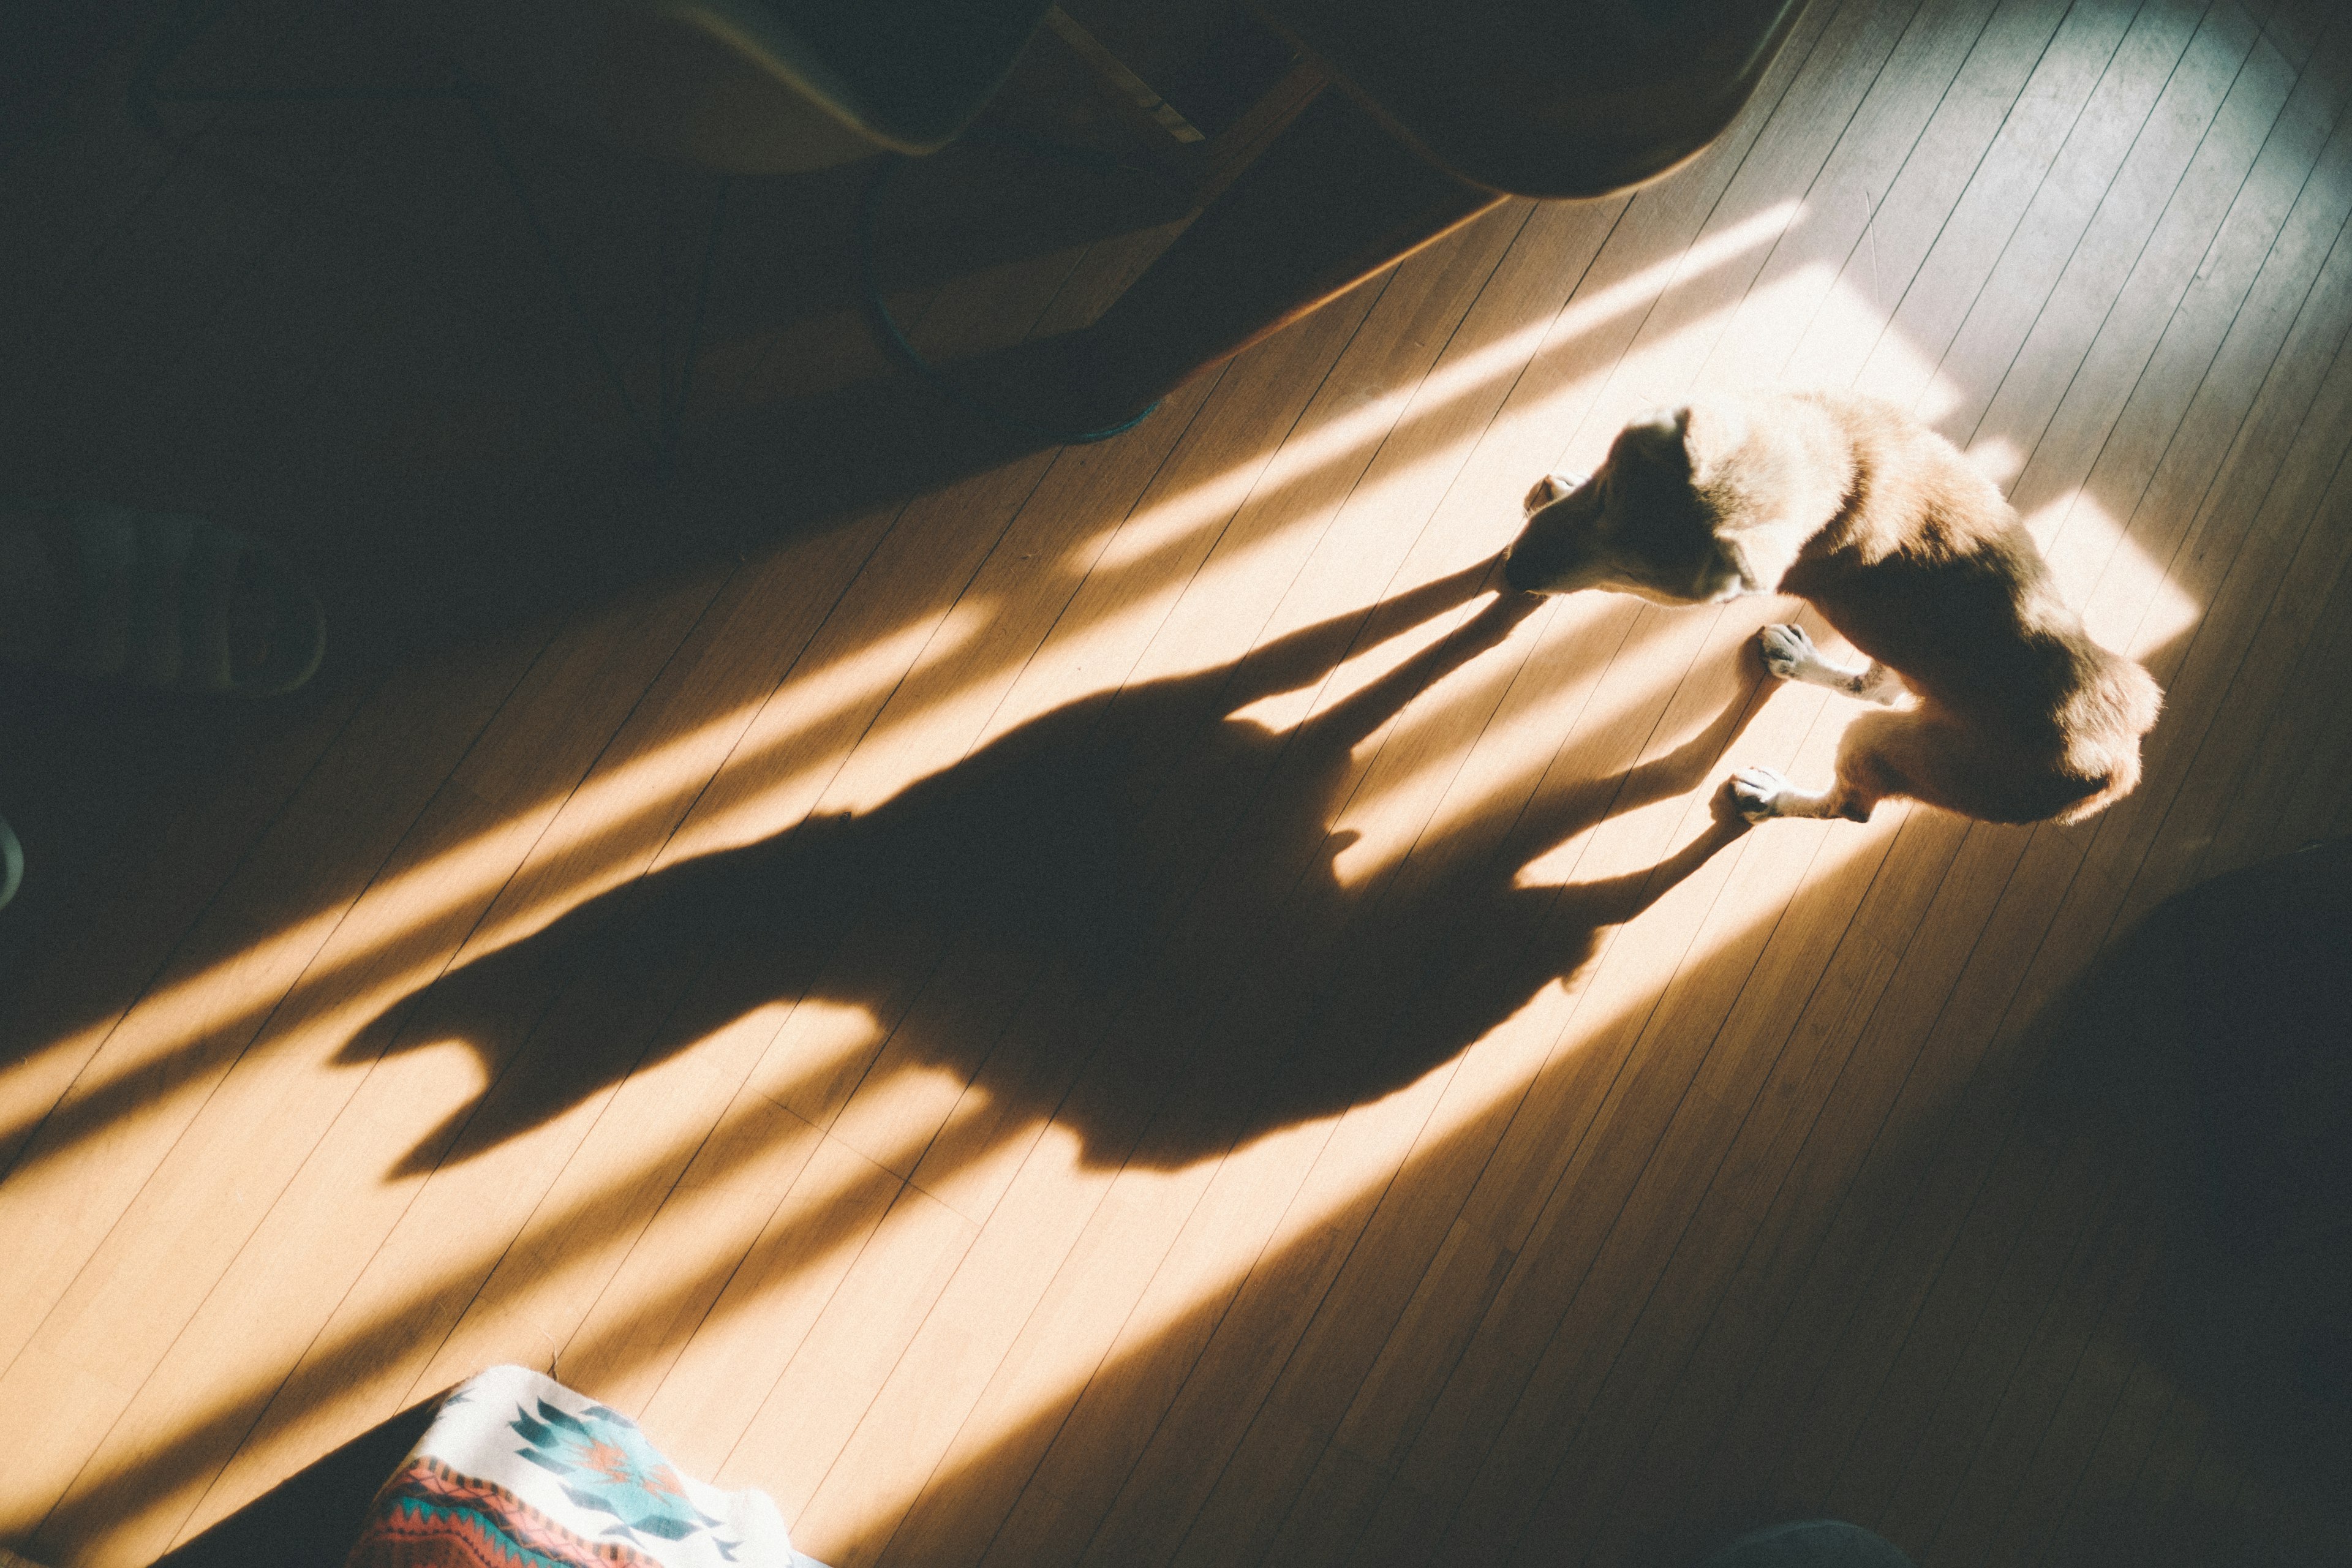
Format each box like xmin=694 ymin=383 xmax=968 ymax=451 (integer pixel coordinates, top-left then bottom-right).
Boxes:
xmin=0 ymin=813 xmax=21 ymax=913
xmin=3 ymin=498 xmax=324 ymax=695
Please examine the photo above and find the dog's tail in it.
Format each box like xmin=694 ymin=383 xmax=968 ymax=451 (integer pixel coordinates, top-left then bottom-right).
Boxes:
xmin=2053 ymin=654 xmax=2165 ymax=825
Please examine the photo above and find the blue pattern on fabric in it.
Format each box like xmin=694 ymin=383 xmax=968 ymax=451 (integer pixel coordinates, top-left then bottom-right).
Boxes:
xmin=511 ymin=1398 xmax=726 ymax=1545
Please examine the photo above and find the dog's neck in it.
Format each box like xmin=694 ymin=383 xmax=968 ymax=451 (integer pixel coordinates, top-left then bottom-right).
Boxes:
xmin=1719 ymin=395 xmax=1860 ymax=595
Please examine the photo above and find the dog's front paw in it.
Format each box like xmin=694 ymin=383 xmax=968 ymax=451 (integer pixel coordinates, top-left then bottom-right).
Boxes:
xmin=1730 ymin=764 xmax=1790 ymax=821
xmin=1758 ymin=623 xmax=1817 ymax=681
xmin=1523 ymin=472 xmax=1587 ymax=515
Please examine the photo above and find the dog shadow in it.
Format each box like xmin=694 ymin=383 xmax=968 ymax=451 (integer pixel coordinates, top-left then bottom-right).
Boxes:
xmin=350 ymin=564 xmax=1765 ymax=1177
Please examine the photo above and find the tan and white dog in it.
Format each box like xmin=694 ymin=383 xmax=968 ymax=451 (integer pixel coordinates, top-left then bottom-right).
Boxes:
xmin=1501 ymin=390 xmax=2162 ymax=826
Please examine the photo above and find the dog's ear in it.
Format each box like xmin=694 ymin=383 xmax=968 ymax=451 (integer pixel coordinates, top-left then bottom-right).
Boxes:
xmin=1681 ymin=401 xmax=1749 ymax=485
xmin=1618 ymin=406 xmax=1694 ymax=476
xmin=1523 ymin=472 xmax=1580 ymax=516
xmin=1624 ymin=406 xmax=1686 ymax=451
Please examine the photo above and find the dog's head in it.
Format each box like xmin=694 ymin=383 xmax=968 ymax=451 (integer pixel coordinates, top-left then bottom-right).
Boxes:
xmin=1501 ymin=404 xmax=1774 ymax=603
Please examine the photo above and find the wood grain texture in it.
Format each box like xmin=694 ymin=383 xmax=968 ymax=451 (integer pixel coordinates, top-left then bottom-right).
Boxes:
xmin=3 ymin=1 xmax=2347 ymax=1565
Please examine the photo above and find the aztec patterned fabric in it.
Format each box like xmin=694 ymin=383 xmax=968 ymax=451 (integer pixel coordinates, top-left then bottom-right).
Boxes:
xmin=347 ymin=1366 xmax=826 ymax=1568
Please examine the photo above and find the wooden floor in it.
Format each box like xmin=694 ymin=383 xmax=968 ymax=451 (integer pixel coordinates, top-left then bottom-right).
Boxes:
xmin=5 ymin=0 xmax=2351 ymax=1562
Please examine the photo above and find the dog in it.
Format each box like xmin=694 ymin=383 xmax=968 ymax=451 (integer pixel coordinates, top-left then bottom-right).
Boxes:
xmin=1499 ymin=390 xmax=2163 ymax=827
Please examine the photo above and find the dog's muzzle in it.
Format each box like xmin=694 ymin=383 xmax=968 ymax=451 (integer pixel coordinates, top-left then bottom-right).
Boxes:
xmin=1500 ymin=546 xmax=1544 ymax=594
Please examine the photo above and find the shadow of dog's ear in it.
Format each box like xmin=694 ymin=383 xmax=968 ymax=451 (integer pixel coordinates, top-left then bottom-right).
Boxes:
xmin=386 ymin=1104 xmax=479 ymax=1181
xmin=336 ymin=993 xmax=426 ymax=1066
xmin=335 ymin=938 xmax=527 ymax=1068
xmin=336 ymin=926 xmax=550 ymax=1072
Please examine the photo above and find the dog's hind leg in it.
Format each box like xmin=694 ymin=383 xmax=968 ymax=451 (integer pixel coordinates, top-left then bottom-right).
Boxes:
xmin=1735 ymin=705 xmax=2018 ymax=824
xmin=1758 ymin=623 xmax=1902 ymax=704
xmin=1730 ymin=705 xmax=1960 ymax=823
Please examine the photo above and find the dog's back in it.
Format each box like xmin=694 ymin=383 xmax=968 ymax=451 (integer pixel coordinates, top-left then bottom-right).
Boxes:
xmin=1770 ymin=392 xmax=2163 ymax=824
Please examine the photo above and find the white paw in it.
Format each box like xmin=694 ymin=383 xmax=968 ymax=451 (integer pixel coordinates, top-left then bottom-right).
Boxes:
xmin=1730 ymin=764 xmax=1790 ymax=821
xmin=1758 ymin=623 xmax=1815 ymax=681
xmin=1522 ymin=471 xmax=1588 ymax=515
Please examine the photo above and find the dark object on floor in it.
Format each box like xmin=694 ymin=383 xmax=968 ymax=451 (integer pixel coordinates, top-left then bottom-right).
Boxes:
xmin=2171 ymin=836 xmax=2352 ymax=1268
xmin=441 ymin=0 xmax=1058 ymax=173
xmin=1702 ymin=1518 xmax=1916 ymax=1567
xmin=148 ymin=1396 xmax=442 ymax=1568
xmin=1263 ymin=0 xmax=1806 ymax=199
xmin=1052 ymin=0 xmax=1813 ymax=423
xmin=2163 ymin=835 xmax=2352 ymax=1414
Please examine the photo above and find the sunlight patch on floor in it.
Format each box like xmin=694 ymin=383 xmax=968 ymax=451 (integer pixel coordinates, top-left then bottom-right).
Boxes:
xmin=2011 ymin=472 xmax=2206 ymax=653
xmin=704 ymin=237 xmax=2225 ymax=1555
xmin=764 ymin=809 xmax=1887 ymax=1562
xmin=0 ymin=202 xmax=1809 ymax=1150
xmin=1103 ymin=200 xmax=1810 ymax=582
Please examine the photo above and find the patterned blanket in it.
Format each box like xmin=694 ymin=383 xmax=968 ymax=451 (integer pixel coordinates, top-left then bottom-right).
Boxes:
xmin=348 ymin=1366 xmax=826 ymax=1568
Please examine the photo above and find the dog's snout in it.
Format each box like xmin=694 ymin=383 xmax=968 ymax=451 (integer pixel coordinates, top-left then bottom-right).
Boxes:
xmin=1503 ymin=470 xmax=1602 ymax=595
xmin=1501 ymin=548 xmax=1540 ymax=594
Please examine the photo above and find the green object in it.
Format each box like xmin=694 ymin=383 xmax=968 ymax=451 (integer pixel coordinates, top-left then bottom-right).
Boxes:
xmin=0 ymin=813 xmax=21 ymax=913
xmin=9 ymin=499 xmax=324 ymax=696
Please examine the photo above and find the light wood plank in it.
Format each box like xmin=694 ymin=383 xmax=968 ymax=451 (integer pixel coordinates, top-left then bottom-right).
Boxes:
xmin=6 ymin=2 xmax=2349 ymax=1566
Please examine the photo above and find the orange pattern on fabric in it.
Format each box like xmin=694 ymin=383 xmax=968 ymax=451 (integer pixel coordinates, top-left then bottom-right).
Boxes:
xmin=347 ymin=1457 xmax=664 ymax=1568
